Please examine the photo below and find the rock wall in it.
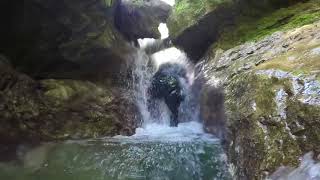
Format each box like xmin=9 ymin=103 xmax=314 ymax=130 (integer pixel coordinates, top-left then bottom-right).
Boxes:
xmin=203 ymin=21 xmax=320 ymax=179
xmin=167 ymin=0 xmax=315 ymax=61
xmin=0 ymin=54 xmax=140 ymax=160
xmin=0 ymin=0 xmax=171 ymax=159
xmin=0 ymin=0 xmax=171 ymax=81
xmin=169 ymin=0 xmax=320 ymax=179
xmin=1 ymin=0 xmax=131 ymax=81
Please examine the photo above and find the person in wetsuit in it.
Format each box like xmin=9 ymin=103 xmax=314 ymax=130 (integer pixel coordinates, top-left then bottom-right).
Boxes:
xmin=148 ymin=63 xmax=187 ymax=127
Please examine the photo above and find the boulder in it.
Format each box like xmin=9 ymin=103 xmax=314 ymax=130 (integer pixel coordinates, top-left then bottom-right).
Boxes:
xmin=115 ymin=0 xmax=172 ymax=41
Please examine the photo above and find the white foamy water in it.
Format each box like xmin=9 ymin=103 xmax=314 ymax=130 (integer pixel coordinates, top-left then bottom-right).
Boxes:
xmin=137 ymin=23 xmax=169 ymax=49
xmin=151 ymin=47 xmax=190 ymax=70
xmin=129 ymin=121 xmax=218 ymax=143
xmin=107 ymin=122 xmax=219 ymax=146
xmin=158 ymin=23 xmax=169 ymax=39
xmin=269 ymin=152 xmax=320 ymax=180
xmin=159 ymin=0 xmax=175 ymax=6
xmin=137 ymin=38 xmax=157 ymax=49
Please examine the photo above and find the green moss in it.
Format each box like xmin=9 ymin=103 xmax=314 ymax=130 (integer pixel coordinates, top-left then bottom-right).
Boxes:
xmin=56 ymin=117 xmax=117 ymax=139
xmin=168 ymin=0 xmax=232 ymax=38
xmin=60 ymin=22 xmax=123 ymax=61
xmin=262 ymin=124 xmax=301 ymax=169
xmin=217 ymin=0 xmax=320 ymax=49
xmin=255 ymin=76 xmax=278 ymax=116
xmin=96 ymin=28 xmax=118 ymax=48
xmin=41 ymin=79 xmax=106 ymax=104
xmin=286 ymin=100 xmax=320 ymax=154
xmin=256 ymin=44 xmax=320 ymax=76
xmin=226 ymin=73 xmax=304 ymax=178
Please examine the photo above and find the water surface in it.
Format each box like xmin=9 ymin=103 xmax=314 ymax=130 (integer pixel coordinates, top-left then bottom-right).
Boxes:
xmin=0 ymin=122 xmax=231 ymax=180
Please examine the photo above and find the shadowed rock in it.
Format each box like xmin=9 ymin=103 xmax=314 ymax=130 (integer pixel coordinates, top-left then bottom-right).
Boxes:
xmin=115 ymin=0 xmax=171 ymax=41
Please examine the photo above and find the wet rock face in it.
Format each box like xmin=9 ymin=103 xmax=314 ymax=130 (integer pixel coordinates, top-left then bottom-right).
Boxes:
xmin=200 ymin=85 xmax=227 ymax=141
xmin=201 ymin=21 xmax=320 ymax=179
xmin=0 ymin=59 xmax=140 ymax=148
xmin=115 ymin=0 xmax=171 ymax=41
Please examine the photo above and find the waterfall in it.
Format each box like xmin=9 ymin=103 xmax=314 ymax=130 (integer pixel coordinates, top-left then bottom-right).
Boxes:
xmin=133 ymin=22 xmax=200 ymax=127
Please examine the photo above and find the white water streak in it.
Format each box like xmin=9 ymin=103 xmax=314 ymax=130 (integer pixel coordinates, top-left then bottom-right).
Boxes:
xmin=159 ymin=0 xmax=175 ymax=6
xmin=151 ymin=47 xmax=189 ymax=69
xmin=269 ymin=152 xmax=320 ymax=180
xmin=135 ymin=22 xmax=196 ymax=127
xmin=158 ymin=23 xmax=169 ymax=39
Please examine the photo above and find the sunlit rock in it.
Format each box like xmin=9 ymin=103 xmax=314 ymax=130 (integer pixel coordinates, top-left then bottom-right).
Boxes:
xmin=200 ymin=20 xmax=320 ymax=179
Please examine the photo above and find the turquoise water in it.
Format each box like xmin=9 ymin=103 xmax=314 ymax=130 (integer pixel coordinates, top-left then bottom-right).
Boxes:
xmin=0 ymin=122 xmax=231 ymax=180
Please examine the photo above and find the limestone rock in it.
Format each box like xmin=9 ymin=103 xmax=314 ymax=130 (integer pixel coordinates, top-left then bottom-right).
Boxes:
xmin=201 ymin=20 xmax=320 ymax=179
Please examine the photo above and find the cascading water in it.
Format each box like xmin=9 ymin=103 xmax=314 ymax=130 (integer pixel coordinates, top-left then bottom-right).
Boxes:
xmin=133 ymin=45 xmax=195 ymax=126
xmin=134 ymin=21 xmax=199 ymax=126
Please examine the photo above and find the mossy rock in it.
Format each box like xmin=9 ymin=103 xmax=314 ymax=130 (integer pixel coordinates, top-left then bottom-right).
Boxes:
xmin=167 ymin=0 xmax=320 ymax=61
xmin=167 ymin=0 xmax=232 ymax=38
xmin=256 ymin=44 xmax=320 ymax=78
xmin=202 ymin=20 xmax=320 ymax=179
xmin=217 ymin=0 xmax=320 ymax=49
xmin=225 ymin=72 xmax=305 ymax=179
xmin=41 ymin=79 xmax=108 ymax=104
xmin=0 ymin=66 xmax=139 ymax=146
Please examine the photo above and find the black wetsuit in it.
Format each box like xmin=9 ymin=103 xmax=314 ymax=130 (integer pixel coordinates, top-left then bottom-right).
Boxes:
xmin=148 ymin=63 xmax=187 ymax=126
